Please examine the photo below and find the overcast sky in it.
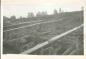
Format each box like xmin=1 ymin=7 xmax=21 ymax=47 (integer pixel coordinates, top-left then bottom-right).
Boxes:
xmin=2 ymin=0 xmax=84 ymax=18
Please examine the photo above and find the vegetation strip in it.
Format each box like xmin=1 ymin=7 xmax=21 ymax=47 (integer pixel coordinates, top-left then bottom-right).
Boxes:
xmin=4 ymin=18 xmax=63 ymax=32
xmin=21 ymin=24 xmax=83 ymax=54
xmin=3 ymin=20 xmax=43 ymax=27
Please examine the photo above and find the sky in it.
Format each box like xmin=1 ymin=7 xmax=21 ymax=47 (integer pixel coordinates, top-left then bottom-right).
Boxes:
xmin=2 ymin=0 xmax=84 ymax=18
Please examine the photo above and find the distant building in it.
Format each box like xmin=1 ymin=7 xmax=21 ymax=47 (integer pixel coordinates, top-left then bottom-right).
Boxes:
xmin=53 ymin=9 xmax=58 ymax=15
xmin=19 ymin=16 xmax=24 ymax=20
xmin=81 ymin=7 xmax=84 ymax=11
xmin=10 ymin=15 xmax=16 ymax=21
xmin=36 ymin=11 xmax=47 ymax=17
xmin=27 ymin=12 xmax=34 ymax=18
xmin=3 ymin=16 xmax=10 ymax=23
xmin=59 ymin=8 xmax=62 ymax=13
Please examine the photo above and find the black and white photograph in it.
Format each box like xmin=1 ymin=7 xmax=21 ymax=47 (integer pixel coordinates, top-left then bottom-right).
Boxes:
xmin=2 ymin=0 xmax=84 ymax=56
